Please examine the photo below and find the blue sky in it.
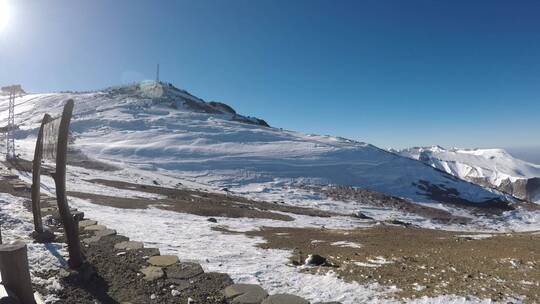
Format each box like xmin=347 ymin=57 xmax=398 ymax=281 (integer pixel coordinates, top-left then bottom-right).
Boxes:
xmin=0 ymin=0 xmax=539 ymax=150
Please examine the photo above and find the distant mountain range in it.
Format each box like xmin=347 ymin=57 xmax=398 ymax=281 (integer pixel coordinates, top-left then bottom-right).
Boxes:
xmin=394 ymin=146 xmax=540 ymax=204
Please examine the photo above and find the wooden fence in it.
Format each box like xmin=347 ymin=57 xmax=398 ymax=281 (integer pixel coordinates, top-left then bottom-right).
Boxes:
xmin=0 ymin=99 xmax=80 ymax=303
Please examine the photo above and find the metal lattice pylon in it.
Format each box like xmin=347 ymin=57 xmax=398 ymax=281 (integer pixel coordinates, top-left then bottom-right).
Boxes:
xmin=6 ymin=91 xmax=15 ymax=159
xmin=1 ymin=85 xmax=25 ymax=160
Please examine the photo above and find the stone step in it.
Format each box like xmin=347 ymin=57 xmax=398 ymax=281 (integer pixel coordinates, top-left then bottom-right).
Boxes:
xmin=140 ymin=266 xmax=164 ymax=281
xmin=12 ymin=185 xmax=30 ymax=191
xmin=7 ymin=179 xmax=23 ymax=184
xmin=165 ymin=262 xmax=204 ymax=280
xmin=94 ymin=229 xmax=117 ymax=238
xmin=84 ymin=225 xmax=107 ymax=231
xmin=79 ymin=220 xmax=97 ymax=228
xmin=114 ymin=241 xmax=144 ymax=251
xmin=148 ymin=255 xmax=179 ymax=267
xmin=82 ymin=236 xmax=101 ymax=245
xmin=40 ymin=207 xmax=56 ymax=213
xmin=262 ymin=294 xmax=309 ymax=304
xmin=224 ymin=284 xmax=269 ymax=304
xmin=81 ymin=229 xmax=116 ymax=244
xmin=72 ymin=211 xmax=85 ymax=221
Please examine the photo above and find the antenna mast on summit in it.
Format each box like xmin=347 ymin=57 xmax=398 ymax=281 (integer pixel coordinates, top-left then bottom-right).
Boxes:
xmin=156 ymin=64 xmax=160 ymax=82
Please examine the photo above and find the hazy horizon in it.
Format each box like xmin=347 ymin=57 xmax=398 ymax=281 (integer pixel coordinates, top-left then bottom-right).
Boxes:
xmin=506 ymin=146 xmax=540 ymax=165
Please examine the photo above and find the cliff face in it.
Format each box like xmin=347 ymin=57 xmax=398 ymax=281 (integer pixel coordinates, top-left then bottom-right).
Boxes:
xmin=471 ymin=176 xmax=540 ymax=203
xmin=396 ymin=146 xmax=540 ymax=204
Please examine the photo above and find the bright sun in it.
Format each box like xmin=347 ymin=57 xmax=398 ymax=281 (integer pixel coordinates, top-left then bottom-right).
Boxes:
xmin=0 ymin=0 xmax=10 ymax=32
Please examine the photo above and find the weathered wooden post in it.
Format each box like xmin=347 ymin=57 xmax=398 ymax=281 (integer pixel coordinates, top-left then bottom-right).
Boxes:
xmin=31 ymin=114 xmax=52 ymax=235
xmin=50 ymin=100 xmax=83 ymax=268
xmin=0 ymin=242 xmax=36 ymax=304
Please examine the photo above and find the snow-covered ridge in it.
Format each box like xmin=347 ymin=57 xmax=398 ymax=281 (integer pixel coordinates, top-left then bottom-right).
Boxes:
xmin=0 ymin=82 xmax=508 ymax=207
xmin=395 ymin=146 xmax=540 ymax=203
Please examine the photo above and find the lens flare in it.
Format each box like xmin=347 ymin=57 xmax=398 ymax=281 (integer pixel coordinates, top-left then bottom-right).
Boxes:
xmin=0 ymin=0 xmax=10 ymax=32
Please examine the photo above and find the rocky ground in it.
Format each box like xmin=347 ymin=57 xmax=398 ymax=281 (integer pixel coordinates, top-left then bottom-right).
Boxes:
xmin=246 ymin=225 xmax=540 ymax=302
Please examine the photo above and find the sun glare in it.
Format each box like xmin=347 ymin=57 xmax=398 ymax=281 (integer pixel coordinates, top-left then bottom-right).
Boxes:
xmin=0 ymin=0 xmax=10 ymax=32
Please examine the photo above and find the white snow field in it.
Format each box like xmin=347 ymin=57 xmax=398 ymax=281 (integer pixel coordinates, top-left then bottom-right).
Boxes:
xmin=0 ymin=192 xmax=66 ymax=303
xmin=0 ymin=83 xmax=538 ymax=303
xmin=396 ymin=146 xmax=540 ymax=203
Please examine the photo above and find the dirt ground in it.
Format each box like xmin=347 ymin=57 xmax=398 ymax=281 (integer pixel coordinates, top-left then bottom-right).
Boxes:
xmin=46 ymin=232 xmax=233 ymax=304
xmin=246 ymin=225 xmax=540 ymax=302
xmin=67 ymin=179 xmax=339 ymax=221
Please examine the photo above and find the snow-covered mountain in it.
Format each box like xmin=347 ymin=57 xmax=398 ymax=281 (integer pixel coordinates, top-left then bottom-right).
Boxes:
xmin=395 ymin=146 xmax=540 ymax=203
xmin=0 ymin=82 xmax=510 ymax=208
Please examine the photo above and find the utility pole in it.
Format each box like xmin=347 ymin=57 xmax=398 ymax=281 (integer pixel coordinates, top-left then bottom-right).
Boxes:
xmin=156 ymin=63 xmax=160 ymax=83
xmin=1 ymin=85 xmax=24 ymax=160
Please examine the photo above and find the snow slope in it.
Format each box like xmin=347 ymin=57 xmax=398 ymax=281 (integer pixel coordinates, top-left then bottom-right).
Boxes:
xmin=396 ymin=146 xmax=540 ymax=203
xmin=0 ymin=82 xmax=504 ymax=207
xmin=0 ymin=192 xmax=67 ymax=303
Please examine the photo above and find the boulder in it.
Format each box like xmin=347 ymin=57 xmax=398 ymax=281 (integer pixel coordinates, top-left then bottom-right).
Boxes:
xmin=305 ymin=254 xmax=326 ymax=266
xmin=31 ymin=230 xmax=55 ymax=243
xmin=223 ymin=284 xmax=268 ymax=304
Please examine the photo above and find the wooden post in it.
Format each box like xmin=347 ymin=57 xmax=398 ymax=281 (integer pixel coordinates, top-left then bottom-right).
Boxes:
xmin=0 ymin=242 xmax=36 ymax=304
xmin=31 ymin=114 xmax=52 ymax=234
xmin=51 ymin=100 xmax=83 ymax=268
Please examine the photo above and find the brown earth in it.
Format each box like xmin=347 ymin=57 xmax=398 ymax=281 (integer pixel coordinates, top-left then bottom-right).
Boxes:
xmin=246 ymin=225 xmax=540 ymax=302
xmin=47 ymin=233 xmax=233 ymax=304
xmin=303 ymin=184 xmax=473 ymax=224
xmin=66 ymin=179 xmax=340 ymax=222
